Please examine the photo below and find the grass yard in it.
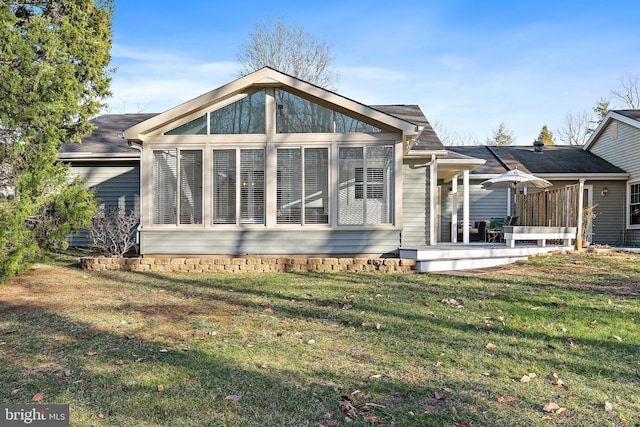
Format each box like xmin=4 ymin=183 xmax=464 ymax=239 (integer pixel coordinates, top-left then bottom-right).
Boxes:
xmin=0 ymin=250 xmax=639 ymax=426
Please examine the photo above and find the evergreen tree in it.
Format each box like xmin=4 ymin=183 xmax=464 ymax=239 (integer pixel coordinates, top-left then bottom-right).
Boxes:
xmin=0 ymin=0 xmax=112 ymax=280
xmin=486 ymin=123 xmax=516 ymax=146
xmin=537 ymin=125 xmax=556 ymax=145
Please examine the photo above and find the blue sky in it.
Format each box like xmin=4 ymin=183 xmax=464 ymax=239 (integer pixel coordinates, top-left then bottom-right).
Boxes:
xmin=107 ymin=0 xmax=640 ymax=145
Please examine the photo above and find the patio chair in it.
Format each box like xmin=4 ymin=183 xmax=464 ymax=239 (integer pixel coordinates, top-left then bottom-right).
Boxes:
xmin=486 ymin=217 xmax=506 ymax=243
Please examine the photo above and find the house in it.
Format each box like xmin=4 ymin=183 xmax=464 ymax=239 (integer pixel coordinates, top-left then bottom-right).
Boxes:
xmin=63 ymin=67 xmax=484 ymax=256
xmin=583 ymin=109 xmax=640 ymax=245
xmin=60 ymin=68 xmax=639 ymax=255
xmin=444 ymin=144 xmax=628 ymax=245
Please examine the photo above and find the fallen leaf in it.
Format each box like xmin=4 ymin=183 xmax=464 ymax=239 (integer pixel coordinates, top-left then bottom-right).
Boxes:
xmin=363 ymin=415 xmax=382 ymax=423
xmin=605 ymin=401 xmax=614 ymax=412
xmin=225 ymin=394 xmax=242 ymax=401
xmin=543 ymin=402 xmax=561 ymax=413
xmin=369 ymin=374 xmax=382 ymax=380
xmin=550 ymin=373 xmax=568 ymax=389
xmin=159 ymin=349 xmax=169 ymax=353
xmin=307 ymin=339 xmax=316 ymax=345
xmin=375 ymin=323 xmax=381 ymax=330
xmin=98 ymin=413 xmax=104 ymax=419
xmin=486 ymin=343 xmax=496 ymax=350
xmin=422 ymin=404 xmax=439 ymax=413
xmin=263 ymin=307 xmax=273 ymax=313
xmin=11 ymin=389 xmax=22 ymax=396
xmin=338 ymin=397 xmax=358 ymax=418
xmin=434 ymin=390 xmax=445 ymax=400
xmin=115 ymin=360 xmax=125 ymax=366
xmin=434 ymin=361 xmax=443 ymax=367
xmin=32 ymin=392 xmax=46 ymax=402
xmin=157 ymin=385 xmax=164 ymax=392
xmin=86 ymin=351 xmax=97 ymax=356
xmin=613 ymin=335 xmax=623 ymax=342
xmin=520 ymin=375 xmax=531 ymax=383
xmin=342 ymin=304 xmax=353 ymax=310
xmin=443 ymin=387 xmax=453 ymax=393
xmin=564 ymin=337 xmax=577 ymax=346
xmin=498 ymin=395 xmax=519 ymax=404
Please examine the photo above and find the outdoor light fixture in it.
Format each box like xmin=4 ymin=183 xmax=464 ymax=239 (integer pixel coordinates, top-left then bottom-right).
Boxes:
xmin=601 ymin=187 xmax=608 ymax=197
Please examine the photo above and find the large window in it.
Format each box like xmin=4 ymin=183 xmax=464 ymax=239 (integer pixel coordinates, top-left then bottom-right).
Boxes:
xmin=276 ymin=148 xmax=329 ymax=225
xmin=152 ymin=149 xmax=203 ymax=225
xmin=631 ymin=183 xmax=640 ymax=226
xmin=212 ymin=149 xmax=265 ymax=225
xmin=165 ymin=90 xmax=266 ymax=135
xmin=275 ymin=89 xmax=382 ymax=134
xmin=338 ymin=146 xmax=393 ymax=225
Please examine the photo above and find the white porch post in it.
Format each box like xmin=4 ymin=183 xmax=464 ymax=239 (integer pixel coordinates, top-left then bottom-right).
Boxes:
xmin=450 ymin=176 xmax=458 ymax=243
xmin=576 ymin=179 xmax=585 ymax=251
xmin=429 ymin=155 xmax=438 ymax=246
xmin=463 ymin=169 xmax=470 ymax=244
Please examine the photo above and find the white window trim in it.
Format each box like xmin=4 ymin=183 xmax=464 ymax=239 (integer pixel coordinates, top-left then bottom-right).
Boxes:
xmin=628 ymin=181 xmax=640 ymax=229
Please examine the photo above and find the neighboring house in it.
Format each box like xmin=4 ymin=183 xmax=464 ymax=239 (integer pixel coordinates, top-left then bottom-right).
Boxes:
xmin=63 ymin=67 xmax=483 ymax=255
xmin=584 ymin=110 xmax=640 ymax=245
xmin=444 ymin=144 xmax=629 ymax=245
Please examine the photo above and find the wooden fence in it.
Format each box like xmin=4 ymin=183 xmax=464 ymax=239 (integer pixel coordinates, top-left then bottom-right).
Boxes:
xmin=516 ymin=184 xmax=580 ymax=227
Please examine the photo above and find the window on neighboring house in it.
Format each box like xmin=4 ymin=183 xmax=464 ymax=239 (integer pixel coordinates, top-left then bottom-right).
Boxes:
xmin=152 ymin=149 xmax=203 ymax=225
xmin=212 ymin=149 xmax=265 ymax=225
xmin=276 ymin=148 xmax=329 ymax=225
xmin=338 ymin=146 xmax=393 ymax=225
xmin=631 ymin=183 xmax=640 ymax=226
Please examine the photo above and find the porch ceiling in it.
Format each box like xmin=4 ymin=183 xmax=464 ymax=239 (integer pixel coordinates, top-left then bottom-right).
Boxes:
xmin=437 ymin=158 xmax=486 ymax=182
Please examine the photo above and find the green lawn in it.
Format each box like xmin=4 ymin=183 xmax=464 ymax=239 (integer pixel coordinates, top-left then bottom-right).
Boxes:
xmin=1 ymin=251 xmax=639 ymax=426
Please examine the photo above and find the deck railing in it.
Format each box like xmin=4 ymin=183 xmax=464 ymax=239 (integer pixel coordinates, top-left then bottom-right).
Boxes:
xmin=516 ymin=184 xmax=580 ymax=227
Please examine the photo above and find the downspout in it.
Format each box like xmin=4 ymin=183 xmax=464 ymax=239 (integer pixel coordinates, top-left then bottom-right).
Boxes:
xmin=126 ymin=139 xmax=143 ymax=255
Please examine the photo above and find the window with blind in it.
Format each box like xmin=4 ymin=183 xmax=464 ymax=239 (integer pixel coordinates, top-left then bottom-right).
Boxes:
xmin=212 ymin=149 xmax=265 ymax=225
xmin=152 ymin=149 xmax=203 ymax=225
xmin=240 ymin=149 xmax=265 ymax=224
xmin=276 ymin=148 xmax=329 ymax=225
xmin=338 ymin=146 xmax=393 ymax=225
xmin=212 ymin=150 xmax=236 ymax=224
xmin=631 ymin=183 xmax=640 ymax=226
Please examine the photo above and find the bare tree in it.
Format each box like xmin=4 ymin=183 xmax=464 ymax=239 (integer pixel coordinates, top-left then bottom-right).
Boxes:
xmin=557 ymin=111 xmax=591 ymax=145
xmin=611 ymin=73 xmax=640 ymax=109
xmin=236 ymin=18 xmax=339 ymax=90
xmin=431 ymin=120 xmax=481 ymax=146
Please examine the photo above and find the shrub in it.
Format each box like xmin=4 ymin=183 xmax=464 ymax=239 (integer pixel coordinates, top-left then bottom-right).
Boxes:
xmin=89 ymin=207 xmax=138 ymax=257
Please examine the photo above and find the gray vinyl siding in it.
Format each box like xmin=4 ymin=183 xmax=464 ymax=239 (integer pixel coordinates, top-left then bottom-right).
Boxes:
xmin=140 ymin=229 xmax=400 ymax=256
xmin=67 ymin=161 xmax=140 ymax=246
xmin=440 ymin=180 xmax=508 ymax=241
xmin=401 ymin=159 xmax=429 ymax=247
xmin=590 ymin=121 xmax=640 ymax=181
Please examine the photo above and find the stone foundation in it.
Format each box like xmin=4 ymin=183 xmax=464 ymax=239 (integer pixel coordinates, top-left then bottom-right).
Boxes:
xmin=80 ymin=256 xmax=417 ymax=273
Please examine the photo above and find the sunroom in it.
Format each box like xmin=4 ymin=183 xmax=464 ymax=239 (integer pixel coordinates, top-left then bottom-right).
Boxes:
xmin=124 ymin=67 xmax=421 ymax=256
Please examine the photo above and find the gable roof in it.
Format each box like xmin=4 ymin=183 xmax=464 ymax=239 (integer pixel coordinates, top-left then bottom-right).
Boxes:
xmin=447 ymin=144 xmax=628 ymax=179
xmin=123 ymin=67 xmax=423 ymax=145
xmin=584 ymin=109 xmax=640 ymax=151
xmin=59 ymin=114 xmax=156 ymax=160
xmin=373 ymin=105 xmax=444 ymax=151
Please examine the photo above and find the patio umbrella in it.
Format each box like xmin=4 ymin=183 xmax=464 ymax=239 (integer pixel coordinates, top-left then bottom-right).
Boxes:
xmin=481 ymin=169 xmax=552 ymax=221
xmin=481 ymin=168 xmax=552 ymax=189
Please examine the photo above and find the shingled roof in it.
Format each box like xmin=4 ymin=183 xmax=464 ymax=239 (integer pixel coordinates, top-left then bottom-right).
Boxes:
xmin=373 ymin=104 xmax=444 ymax=151
xmin=614 ymin=109 xmax=640 ymax=121
xmin=64 ymin=105 xmax=444 ymax=158
xmin=447 ymin=144 xmax=628 ymax=176
xmin=59 ymin=114 xmax=157 ymax=159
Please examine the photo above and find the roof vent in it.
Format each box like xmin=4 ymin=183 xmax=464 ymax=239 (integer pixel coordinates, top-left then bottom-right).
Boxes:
xmin=533 ymin=140 xmax=544 ymax=153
